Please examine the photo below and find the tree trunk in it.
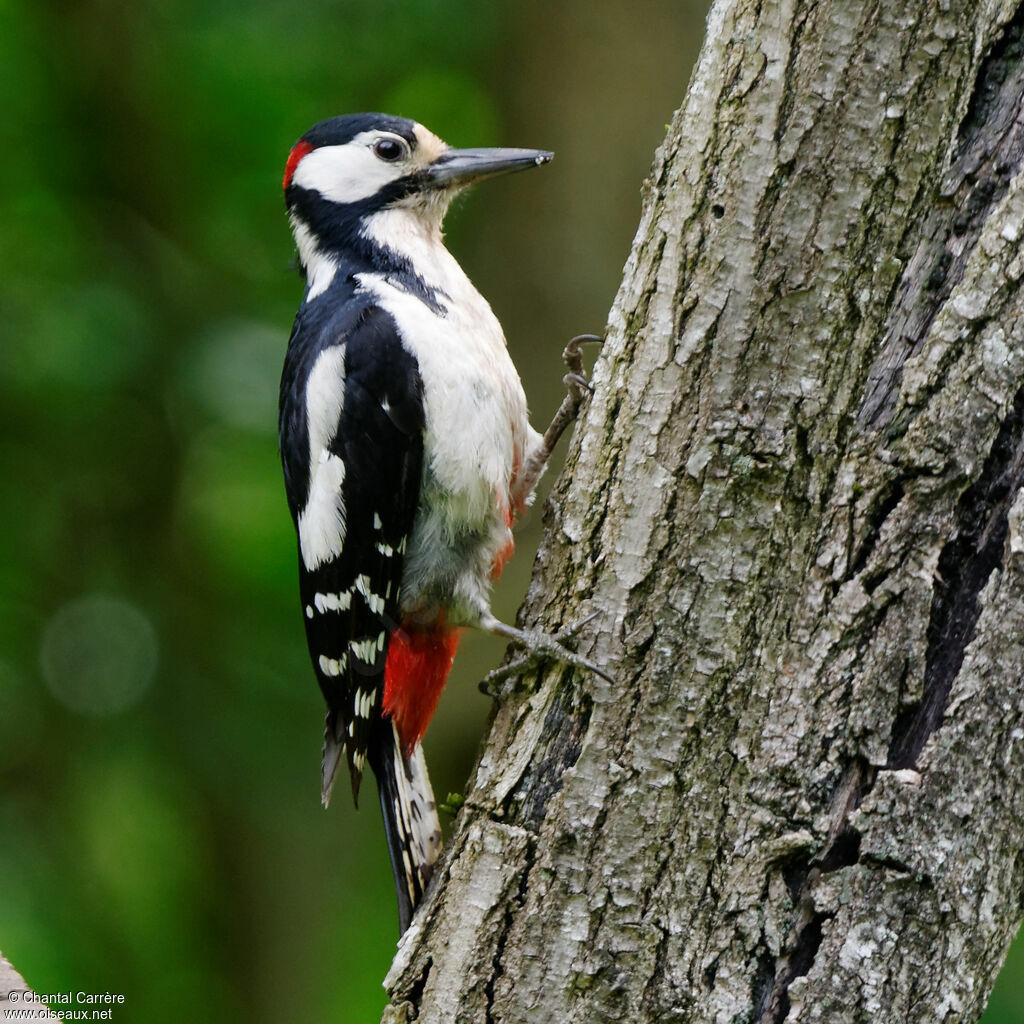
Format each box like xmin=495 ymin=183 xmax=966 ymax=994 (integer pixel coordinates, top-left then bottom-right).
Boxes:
xmin=382 ymin=0 xmax=1024 ymax=1020
xmin=1 ymin=954 xmax=58 ymax=1021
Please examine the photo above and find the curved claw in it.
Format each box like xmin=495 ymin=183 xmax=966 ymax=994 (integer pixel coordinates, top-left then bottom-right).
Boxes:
xmin=563 ymin=334 xmax=604 ymax=377
xmin=564 ymin=371 xmax=594 ymax=396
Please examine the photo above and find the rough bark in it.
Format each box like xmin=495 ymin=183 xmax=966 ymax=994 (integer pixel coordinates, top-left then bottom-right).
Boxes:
xmin=382 ymin=1 xmax=1024 ymax=1021
xmin=0 ymin=954 xmax=58 ymax=1021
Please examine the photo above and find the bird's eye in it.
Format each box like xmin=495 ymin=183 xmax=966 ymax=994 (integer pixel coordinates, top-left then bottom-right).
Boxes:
xmin=373 ymin=138 xmax=406 ymax=162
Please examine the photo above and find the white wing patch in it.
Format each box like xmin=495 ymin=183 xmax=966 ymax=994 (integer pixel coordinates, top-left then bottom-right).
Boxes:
xmin=298 ymin=453 xmax=347 ymax=570
xmin=298 ymin=346 xmax=348 ymax=571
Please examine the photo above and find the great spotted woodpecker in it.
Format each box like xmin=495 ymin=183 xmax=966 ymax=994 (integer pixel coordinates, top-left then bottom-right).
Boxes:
xmin=279 ymin=113 xmax=601 ymax=933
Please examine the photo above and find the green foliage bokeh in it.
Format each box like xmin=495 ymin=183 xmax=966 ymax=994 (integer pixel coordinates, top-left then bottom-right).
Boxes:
xmin=0 ymin=0 xmax=1020 ymax=1020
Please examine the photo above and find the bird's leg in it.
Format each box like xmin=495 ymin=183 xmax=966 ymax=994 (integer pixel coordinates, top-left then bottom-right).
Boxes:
xmin=478 ymin=611 xmax=611 ymax=697
xmin=511 ymin=334 xmax=603 ymax=509
xmin=483 ymin=336 xmax=607 ymax=697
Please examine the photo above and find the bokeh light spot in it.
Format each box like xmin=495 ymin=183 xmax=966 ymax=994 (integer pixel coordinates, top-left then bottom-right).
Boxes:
xmin=40 ymin=594 xmax=159 ymax=716
xmin=11 ymin=283 xmax=153 ymax=393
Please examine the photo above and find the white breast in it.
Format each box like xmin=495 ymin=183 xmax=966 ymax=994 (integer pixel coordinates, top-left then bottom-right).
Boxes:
xmin=357 ymin=208 xmax=541 ymax=622
xmin=358 ymin=209 xmax=534 ymax=518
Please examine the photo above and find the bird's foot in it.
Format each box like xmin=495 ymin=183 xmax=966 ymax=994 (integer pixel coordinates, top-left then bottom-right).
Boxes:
xmin=511 ymin=335 xmax=605 ymax=510
xmin=561 ymin=333 xmax=602 ymax=400
xmin=558 ymin=334 xmax=602 ymax=418
xmin=478 ymin=612 xmax=610 ymax=697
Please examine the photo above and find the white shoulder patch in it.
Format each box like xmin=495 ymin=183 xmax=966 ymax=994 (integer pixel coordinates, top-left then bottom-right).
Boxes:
xmin=298 ymin=346 xmax=348 ymax=571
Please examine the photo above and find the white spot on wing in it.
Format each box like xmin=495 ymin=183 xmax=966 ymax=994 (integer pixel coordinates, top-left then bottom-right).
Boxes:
xmin=353 ymin=688 xmax=375 ymax=719
xmin=350 ymin=638 xmax=377 ymax=664
xmin=318 ymin=654 xmax=347 ymax=677
xmin=314 ymin=590 xmax=352 ymax=613
xmin=354 ymin=574 xmax=385 ymax=614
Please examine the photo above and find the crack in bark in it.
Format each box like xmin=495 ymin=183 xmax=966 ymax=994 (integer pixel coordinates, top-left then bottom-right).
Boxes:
xmin=397 ymin=960 xmax=432 ymax=1023
xmin=756 ymin=762 xmax=872 ymax=1024
xmin=752 ymin=377 xmax=1024 ymax=1021
xmin=858 ymin=7 xmax=1024 ymax=431
xmin=888 ymin=384 xmax=1024 ymax=768
xmin=756 ymin=367 xmax=1024 ymax=1015
xmin=502 ymin=682 xmax=594 ymax=827
xmin=848 ymin=479 xmax=905 ymax=579
xmin=483 ymin=839 xmax=534 ymax=1024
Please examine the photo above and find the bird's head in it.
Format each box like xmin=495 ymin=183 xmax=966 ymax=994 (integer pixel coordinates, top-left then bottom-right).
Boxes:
xmin=283 ymin=113 xmax=552 ymax=271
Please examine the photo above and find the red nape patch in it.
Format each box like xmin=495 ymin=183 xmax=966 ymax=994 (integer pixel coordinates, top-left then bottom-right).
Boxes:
xmin=283 ymin=140 xmax=313 ymax=190
xmin=383 ymin=625 xmax=462 ymax=760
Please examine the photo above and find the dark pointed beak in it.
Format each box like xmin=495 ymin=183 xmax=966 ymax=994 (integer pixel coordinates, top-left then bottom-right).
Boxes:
xmin=425 ymin=147 xmax=553 ymax=188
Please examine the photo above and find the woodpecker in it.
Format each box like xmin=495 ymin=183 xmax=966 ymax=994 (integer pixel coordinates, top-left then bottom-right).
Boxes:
xmin=279 ymin=113 xmax=601 ymax=934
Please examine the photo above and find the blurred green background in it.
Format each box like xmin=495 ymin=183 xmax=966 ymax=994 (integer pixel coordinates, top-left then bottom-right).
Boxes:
xmin=0 ymin=0 xmax=1020 ymax=1021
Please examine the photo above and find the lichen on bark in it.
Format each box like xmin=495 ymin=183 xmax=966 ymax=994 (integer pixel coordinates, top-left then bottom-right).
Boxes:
xmin=382 ymin=1 xmax=1024 ymax=1021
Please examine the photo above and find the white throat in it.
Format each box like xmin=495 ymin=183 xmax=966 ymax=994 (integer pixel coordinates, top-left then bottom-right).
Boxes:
xmin=360 ymin=206 xmax=456 ymax=294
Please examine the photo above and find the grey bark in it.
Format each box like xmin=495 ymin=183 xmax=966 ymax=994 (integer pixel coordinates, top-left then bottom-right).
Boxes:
xmin=382 ymin=1 xmax=1024 ymax=1021
xmin=0 ymin=954 xmax=58 ymax=1021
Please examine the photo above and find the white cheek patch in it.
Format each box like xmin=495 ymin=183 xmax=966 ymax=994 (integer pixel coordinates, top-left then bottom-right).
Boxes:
xmin=291 ymin=133 xmax=406 ymax=204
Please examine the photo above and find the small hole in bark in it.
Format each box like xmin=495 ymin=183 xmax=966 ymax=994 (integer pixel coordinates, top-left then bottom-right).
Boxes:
xmin=711 ymin=203 xmax=725 ymax=219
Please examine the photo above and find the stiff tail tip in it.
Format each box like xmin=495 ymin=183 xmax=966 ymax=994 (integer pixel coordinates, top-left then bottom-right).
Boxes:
xmin=321 ymin=712 xmax=347 ymax=808
xmin=376 ymin=722 xmax=443 ymax=933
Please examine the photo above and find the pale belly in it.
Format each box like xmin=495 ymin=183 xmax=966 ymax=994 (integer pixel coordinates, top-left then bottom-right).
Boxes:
xmin=356 ymin=268 xmax=539 ymax=629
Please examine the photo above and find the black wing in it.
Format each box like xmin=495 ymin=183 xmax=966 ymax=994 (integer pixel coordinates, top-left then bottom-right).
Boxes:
xmin=285 ymin=304 xmax=424 ymax=805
